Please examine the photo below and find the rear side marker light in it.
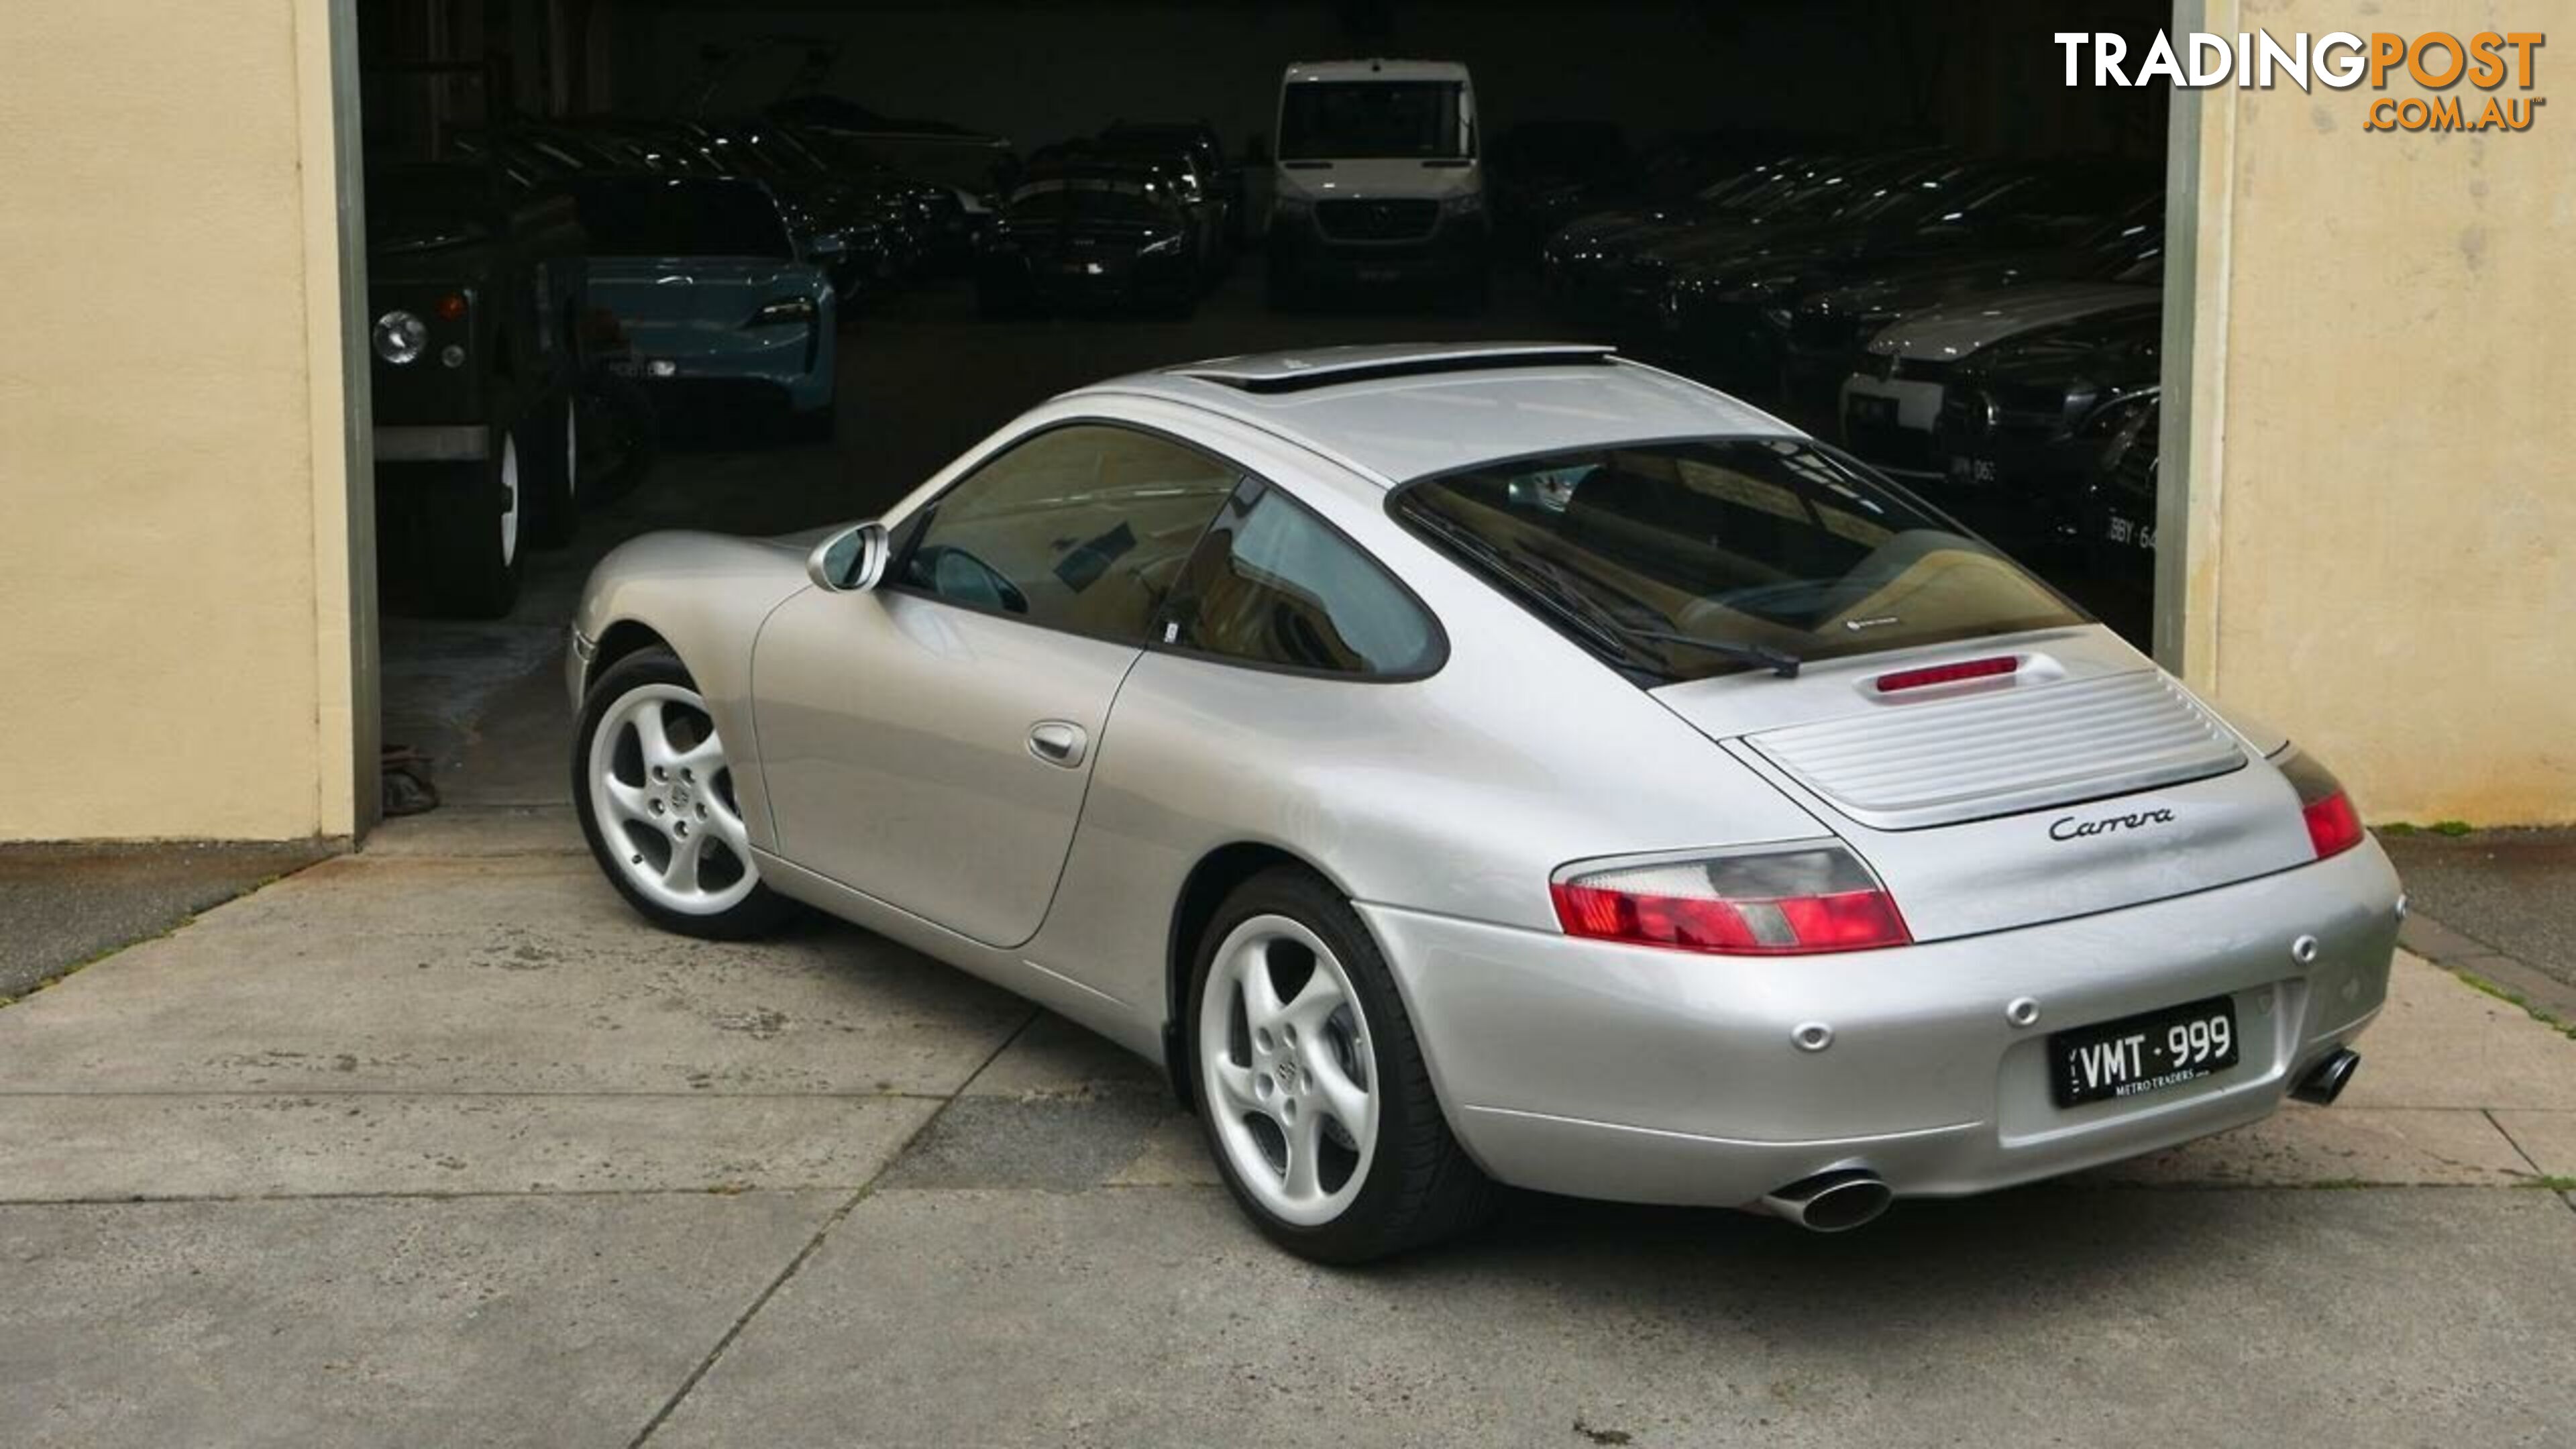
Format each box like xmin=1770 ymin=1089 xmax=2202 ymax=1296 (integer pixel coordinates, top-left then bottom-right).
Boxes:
xmin=1551 ymin=843 xmax=1910 ymax=955
xmin=2275 ymin=746 xmax=2366 ymax=859
xmin=1875 ymin=656 xmax=2017 ymax=693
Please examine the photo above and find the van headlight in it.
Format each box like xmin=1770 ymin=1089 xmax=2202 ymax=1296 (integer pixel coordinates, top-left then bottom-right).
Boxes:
xmin=1443 ymin=192 xmax=1485 ymax=216
xmin=372 ymin=310 xmax=427 ymax=365
xmin=1138 ymin=233 xmax=1187 ymax=257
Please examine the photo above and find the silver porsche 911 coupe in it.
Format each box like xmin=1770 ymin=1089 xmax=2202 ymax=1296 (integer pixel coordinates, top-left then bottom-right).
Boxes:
xmin=567 ymin=341 xmax=2400 ymax=1262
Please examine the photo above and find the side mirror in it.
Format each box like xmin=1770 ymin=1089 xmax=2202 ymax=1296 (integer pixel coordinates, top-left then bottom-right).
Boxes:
xmin=807 ymin=521 xmax=889 ymax=592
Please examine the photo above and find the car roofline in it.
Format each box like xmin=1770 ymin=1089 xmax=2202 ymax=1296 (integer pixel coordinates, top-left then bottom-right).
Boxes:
xmin=1061 ymin=351 xmax=1805 ymax=490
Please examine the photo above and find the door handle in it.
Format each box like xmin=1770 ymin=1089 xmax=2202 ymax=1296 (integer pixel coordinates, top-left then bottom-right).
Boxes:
xmin=1027 ymin=720 xmax=1087 ymax=769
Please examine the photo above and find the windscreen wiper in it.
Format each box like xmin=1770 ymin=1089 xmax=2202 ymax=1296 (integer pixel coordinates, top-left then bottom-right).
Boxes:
xmin=1405 ymin=509 xmax=1802 ymax=679
xmin=1402 ymin=511 xmax=1658 ymax=672
xmin=1616 ymin=627 xmax=1802 ymax=678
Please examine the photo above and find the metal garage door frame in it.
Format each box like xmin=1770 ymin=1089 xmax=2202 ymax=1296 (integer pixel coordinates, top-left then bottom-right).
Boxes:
xmin=323 ymin=0 xmax=382 ymax=840
xmin=2153 ymin=0 xmax=2217 ymax=685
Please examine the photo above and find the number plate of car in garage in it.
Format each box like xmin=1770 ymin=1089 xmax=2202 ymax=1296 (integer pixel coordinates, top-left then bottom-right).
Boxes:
xmin=2049 ymin=996 xmax=2239 ymax=1108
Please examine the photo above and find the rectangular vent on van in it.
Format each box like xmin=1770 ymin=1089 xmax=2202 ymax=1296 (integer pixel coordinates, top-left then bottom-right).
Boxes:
xmin=1746 ymin=670 xmax=2245 ymax=830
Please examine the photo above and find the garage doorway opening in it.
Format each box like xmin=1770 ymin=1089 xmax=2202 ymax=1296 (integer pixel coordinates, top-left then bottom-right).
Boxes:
xmin=341 ymin=0 xmax=2184 ymax=837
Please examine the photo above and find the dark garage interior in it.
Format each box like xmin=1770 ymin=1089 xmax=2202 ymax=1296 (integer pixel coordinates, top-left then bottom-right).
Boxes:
xmin=362 ymin=0 xmax=2171 ymax=815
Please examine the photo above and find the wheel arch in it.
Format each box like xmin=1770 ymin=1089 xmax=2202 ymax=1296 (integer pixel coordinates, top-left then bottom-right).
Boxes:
xmin=583 ymin=619 xmax=677 ymax=700
xmin=1161 ymin=840 xmax=1352 ymax=1110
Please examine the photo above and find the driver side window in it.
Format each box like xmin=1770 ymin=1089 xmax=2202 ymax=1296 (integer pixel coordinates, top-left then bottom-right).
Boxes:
xmin=895 ymin=424 xmax=1240 ymax=643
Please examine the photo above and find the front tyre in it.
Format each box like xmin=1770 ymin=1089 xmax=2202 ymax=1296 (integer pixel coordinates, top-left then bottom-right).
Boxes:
xmin=420 ymin=424 xmax=525 ymax=619
xmin=572 ymin=647 xmax=798 ymax=940
xmin=1189 ymin=868 xmax=1495 ymax=1263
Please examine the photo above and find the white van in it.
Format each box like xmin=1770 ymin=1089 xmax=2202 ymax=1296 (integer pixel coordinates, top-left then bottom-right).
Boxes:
xmin=1267 ymin=59 xmax=1489 ymax=309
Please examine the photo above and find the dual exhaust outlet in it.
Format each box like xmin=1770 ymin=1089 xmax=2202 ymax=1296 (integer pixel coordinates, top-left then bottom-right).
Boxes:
xmin=1763 ymin=1049 xmax=2363 ymax=1234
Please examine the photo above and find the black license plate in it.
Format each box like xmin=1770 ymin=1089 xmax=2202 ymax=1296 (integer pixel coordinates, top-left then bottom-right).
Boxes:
xmin=1848 ymin=394 xmax=1898 ymax=427
xmin=1945 ymin=453 xmax=1998 ymax=485
xmin=2049 ymin=996 xmax=2239 ymax=1108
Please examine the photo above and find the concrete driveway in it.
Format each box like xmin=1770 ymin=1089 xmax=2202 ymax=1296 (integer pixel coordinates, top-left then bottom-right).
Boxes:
xmin=3 ymin=800 xmax=2572 ymax=1448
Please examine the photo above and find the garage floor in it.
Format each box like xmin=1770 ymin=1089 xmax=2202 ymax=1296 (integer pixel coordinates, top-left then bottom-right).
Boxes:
xmin=2 ymin=804 xmax=2573 ymax=1446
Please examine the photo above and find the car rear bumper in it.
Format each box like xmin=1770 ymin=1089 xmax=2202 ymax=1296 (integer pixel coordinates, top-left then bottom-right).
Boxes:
xmin=1358 ymin=840 xmax=2402 ymax=1208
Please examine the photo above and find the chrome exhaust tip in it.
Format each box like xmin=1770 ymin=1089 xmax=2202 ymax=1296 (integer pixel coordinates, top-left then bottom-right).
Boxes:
xmin=2292 ymin=1048 xmax=2361 ymax=1106
xmin=1761 ymin=1168 xmax=1893 ymax=1233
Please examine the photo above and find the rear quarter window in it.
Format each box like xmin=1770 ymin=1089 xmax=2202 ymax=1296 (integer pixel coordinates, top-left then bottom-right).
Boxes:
xmin=1163 ymin=480 xmax=1442 ymax=678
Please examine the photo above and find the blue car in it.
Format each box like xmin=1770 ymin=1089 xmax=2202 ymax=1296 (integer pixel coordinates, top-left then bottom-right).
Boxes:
xmin=570 ymin=175 xmax=841 ymax=441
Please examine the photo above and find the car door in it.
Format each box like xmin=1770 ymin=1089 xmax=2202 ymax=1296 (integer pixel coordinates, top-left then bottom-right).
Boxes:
xmin=753 ymin=422 xmax=1240 ymax=947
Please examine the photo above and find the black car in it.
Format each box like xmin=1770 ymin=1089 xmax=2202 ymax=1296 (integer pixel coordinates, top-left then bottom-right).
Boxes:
xmin=1489 ymin=118 xmax=1635 ymax=264
xmin=975 ymin=164 xmax=1201 ymax=318
xmin=1778 ymin=197 xmax=2165 ymax=409
xmin=1102 ymin=120 xmax=1240 ymax=244
xmin=1927 ymin=305 xmax=2163 ymax=539
xmin=1656 ymin=157 xmax=2156 ymax=385
xmin=2057 ymin=392 xmax=2161 ymax=649
xmin=363 ymin=62 xmax=589 ymax=619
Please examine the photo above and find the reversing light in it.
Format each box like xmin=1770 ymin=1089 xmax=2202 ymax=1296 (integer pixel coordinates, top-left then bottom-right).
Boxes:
xmin=1550 ymin=843 xmax=1910 ymax=955
xmin=2275 ymin=747 xmax=2365 ymax=859
xmin=1876 ymin=656 xmax=2017 ymax=693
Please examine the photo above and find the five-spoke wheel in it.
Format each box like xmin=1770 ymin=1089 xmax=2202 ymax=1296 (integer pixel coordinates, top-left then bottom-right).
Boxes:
xmin=1189 ymin=868 xmax=1495 ymax=1262
xmin=1199 ymin=914 xmax=1381 ymax=1226
xmin=572 ymin=647 xmax=796 ymax=938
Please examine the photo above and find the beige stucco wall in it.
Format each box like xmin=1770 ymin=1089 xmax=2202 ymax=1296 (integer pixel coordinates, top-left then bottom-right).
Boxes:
xmin=2168 ymin=0 xmax=2574 ymax=824
xmin=0 ymin=1 xmax=364 ymax=841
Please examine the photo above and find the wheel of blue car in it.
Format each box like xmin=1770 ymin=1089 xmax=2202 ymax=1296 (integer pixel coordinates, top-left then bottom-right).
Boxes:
xmin=1189 ymin=867 xmax=1496 ymax=1263
xmin=572 ymin=647 xmax=798 ymax=941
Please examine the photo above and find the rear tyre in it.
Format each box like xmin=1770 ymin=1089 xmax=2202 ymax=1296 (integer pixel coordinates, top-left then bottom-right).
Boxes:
xmin=422 ymin=425 xmax=525 ymax=619
xmin=523 ymin=391 xmax=580 ymax=548
xmin=572 ymin=647 xmax=800 ymax=941
xmin=1188 ymin=867 xmax=1496 ymax=1263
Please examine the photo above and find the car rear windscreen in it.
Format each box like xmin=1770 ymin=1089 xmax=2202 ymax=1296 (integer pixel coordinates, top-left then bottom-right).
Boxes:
xmin=1392 ymin=439 xmax=2086 ymax=681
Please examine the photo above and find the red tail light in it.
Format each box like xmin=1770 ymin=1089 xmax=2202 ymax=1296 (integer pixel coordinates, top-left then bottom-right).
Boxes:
xmin=435 ymin=292 xmax=470 ymax=321
xmin=1550 ymin=843 xmax=1911 ymax=955
xmin=2275 ymin=747 xmax=2365 ymax=859
xmin=1875 ymin=656 xmax=2017 ymax=693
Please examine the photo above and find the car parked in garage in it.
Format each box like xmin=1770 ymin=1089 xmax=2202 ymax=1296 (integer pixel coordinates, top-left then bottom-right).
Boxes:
xmin=1929 ymin=305 xmax=2163 ymax=520
xmin=1267 ymin=59 xmax=1490 ymax=310
xmin=1100 ymin=119 xmax=1242 ymax=246
xmin=566 ymin=343 xmax=2396 ymax=1263
xmin=975 ymin=159 xmax=1205 ymax=318
xmin=1839 ymin=270 xmax=2159 ymax=476
xmin=366 ymin=155 xmax=587 ymax=619
xmin=566 ymin=175 xmax=841 ymax=442
xmin=1653 ymin=158 xmax=2153 ymax=386
xmin=1780 ymin=196 xmax=2164 ymax=409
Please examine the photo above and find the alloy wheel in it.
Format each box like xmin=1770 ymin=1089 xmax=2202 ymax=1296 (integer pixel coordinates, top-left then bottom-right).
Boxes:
xmin=1198 ymin=914 xmax=1381 ymax=1226
xmin=586 ymin=682 xmax=758 ymax=914
xmin=498 ymin=431 xmax=521 ymax=568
